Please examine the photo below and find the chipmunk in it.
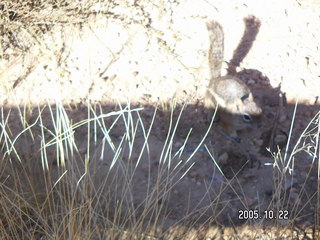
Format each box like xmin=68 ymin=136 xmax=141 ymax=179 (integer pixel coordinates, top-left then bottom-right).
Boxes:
xmin=204 ymin=21 xmax=262 ymax=142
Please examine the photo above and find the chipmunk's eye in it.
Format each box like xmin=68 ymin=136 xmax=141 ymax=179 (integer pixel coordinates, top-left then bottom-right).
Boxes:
xmin=242 ymin=113 xmax=252 ymax=123
xmin=241 ymin=94 xmax=249 ymax=102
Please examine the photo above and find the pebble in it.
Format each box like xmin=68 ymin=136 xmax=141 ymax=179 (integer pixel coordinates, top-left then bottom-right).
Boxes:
xmin=274 ymin=134 xmax=287 ymax=145
xmin=254 ymin=139 xmax=264 ymax=146
xmin=218 ymin=152 xmax=228 ymax=165
xmin=248 ymin=79 xmax=256 ymax=85
xmin=261 ymin=79 xmax=270 ymax=85
xmin=79 ymin=147 xmax=87 ymax=154
xmin=282 ymin=120 xmax=291 ymax=128
xmin=251 ymin=71 xmax=261 ymax=79
xmin=300 ymin=171 xmax=308 ymax=179
xmin=279 ymin=114 xmax=287 ymax=123
xmin=283 ymin=178 xmax=294 ymax=191
xmin=141 ymin=179 xmax=147 ymax=184
xmin=174 ymin=141 xmax=183 ymax=148
xmin=189 ymin=170 xmax=198 ymax=178
xmin=244 ymin=196 xmax=258 ymax=206
xmin=141 ymin=164 xmax=149 ymax=172
xmin=304 ymin=110 xmax=313 ymax=118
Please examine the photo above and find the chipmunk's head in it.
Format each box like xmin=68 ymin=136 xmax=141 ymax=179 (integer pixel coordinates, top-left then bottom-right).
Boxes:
xmin=205 ymin=76 xmax=262 ymax=142
xmin=240 ymin=92 xmax=261 ymax=119
xmin=218 ymin=92 xmax=262 ymax=142
xmin=233 ymin=92 xmax=262 ymax=128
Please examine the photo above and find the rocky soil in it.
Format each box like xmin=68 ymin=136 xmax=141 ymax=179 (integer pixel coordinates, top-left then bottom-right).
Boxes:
xmin=0 ymin=0 xmax=319 ymax=238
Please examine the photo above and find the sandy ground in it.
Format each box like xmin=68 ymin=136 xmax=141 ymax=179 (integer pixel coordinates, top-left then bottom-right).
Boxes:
xmin=0 ymin=0 xmax=320 ymax=237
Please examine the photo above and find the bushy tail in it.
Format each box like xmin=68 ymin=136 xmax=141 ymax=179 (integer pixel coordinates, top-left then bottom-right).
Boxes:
xmin=206 ymin=21 xmax=224 ymax=79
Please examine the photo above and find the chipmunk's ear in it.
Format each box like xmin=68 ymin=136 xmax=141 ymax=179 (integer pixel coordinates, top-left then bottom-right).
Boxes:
xmin=208 ymin=89 xmax=227 ymax=108
xmin=235 ymin=98 xmax=243 ymax=107
xmin=240 ymin=93 xmax=255 ymax=103
xmin=240 ymin=94 xmax=249 ymax=102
